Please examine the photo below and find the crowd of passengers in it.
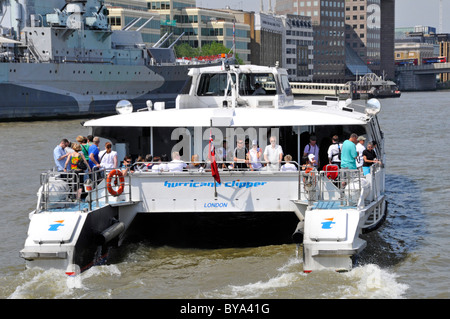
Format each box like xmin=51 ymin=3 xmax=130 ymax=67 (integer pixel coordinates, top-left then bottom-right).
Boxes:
xmin=53 ymin=133 xmax=381 ymax=178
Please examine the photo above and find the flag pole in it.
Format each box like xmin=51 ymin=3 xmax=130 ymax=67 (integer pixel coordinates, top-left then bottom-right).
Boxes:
xmin=210 ymin=120 xmax=217 ymax=198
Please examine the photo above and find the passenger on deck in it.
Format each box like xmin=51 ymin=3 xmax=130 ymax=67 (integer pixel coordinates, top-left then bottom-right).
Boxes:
xmin=264 ymin=136 xmax=283 ymax=171
xmin=64 ymin=143 xmax=91 ymax=199
xmin=341 ymin=133 xmax=358 ymax=169
xmin=248 ymin=140 xmax=262 ymax=171
xmin=303 ymin=135 xmax=319 ymax=168
xmin=78 ymin=136 xmax=90 ymax=161
xmin=168 ymin=151 xmax=187 ymax=172
xmin=99 ymin=142 xmax=118 ymax=170
xmin=356 ymin=136 xmax=366 ymax=171
xmin=53 ymin=139 xmax=70 ymax=172
xmin=301 ymin=154 xmax=316 ymax=172
xmin=133 ymin=155 xmax=146 ymax=171
xmin=151 ymin=156 xmax=162 ymax=172
xmin=88 ymin=137 xmax=101 ymax=169
xmin=121 ymin=155 xmax=133 ymax=176
xmin=144 ymin=154 xmax=153 ymax=170
xmin=362 ymin=142 xmax=381 ymax=175
xmin=327 ymin=135 xmax=342 ymax=167
xmin=233 ymin=139 xmax=248 ymax=170
xmin=64 ymin=143 xmax=90 ymax=173
xmin=187 ymin=154 xmax=204 ymax=171
xmin=281 ymin=154 xmax=298 ymax=171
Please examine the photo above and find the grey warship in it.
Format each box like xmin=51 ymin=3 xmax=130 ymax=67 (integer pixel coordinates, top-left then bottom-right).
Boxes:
xmin=0 ymin=0 xmax=194 ymax=120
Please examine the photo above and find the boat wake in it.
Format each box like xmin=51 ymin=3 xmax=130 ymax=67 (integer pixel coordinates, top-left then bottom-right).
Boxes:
xmin=200 ymin=255 xmax=408 ymax=299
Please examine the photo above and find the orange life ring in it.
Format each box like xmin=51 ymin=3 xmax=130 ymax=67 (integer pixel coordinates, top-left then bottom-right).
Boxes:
xmin=106 ymin=169 xmax=125 ymax=196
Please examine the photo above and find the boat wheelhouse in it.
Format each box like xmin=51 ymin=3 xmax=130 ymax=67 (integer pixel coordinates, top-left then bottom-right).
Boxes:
xmin=21 ymin=63 xmax=387 ymax=274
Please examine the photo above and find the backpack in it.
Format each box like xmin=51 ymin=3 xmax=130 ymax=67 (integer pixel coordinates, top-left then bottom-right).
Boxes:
xmin=77 ymin=158 xmax=88 ymax=170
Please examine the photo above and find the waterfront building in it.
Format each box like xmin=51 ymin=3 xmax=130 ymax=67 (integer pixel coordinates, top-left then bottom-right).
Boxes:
xmin=106 ymin=3 xmax=162 ymax=45
xmin=147 ymin=0 xmax=251 ymax=63
xmin=345 ymin=0 xmax=395 ymax=80
xmin=280 ymin=14 xmax=314 ymax=81
xmin=275 ymin=0 xmax=346 ymax=83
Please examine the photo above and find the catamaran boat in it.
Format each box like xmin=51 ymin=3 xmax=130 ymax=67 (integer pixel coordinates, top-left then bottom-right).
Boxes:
xmin=21 ymin=63 xmax=387 ymax=274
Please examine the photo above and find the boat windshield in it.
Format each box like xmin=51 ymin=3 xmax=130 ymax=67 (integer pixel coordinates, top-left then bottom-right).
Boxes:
xmin=197 ymin=73 xmax=236 ymax=96
xmin=238 ymin=73 xmax=277 ymax=96
xmin=195 ymin=72 xmax=280 ymax=97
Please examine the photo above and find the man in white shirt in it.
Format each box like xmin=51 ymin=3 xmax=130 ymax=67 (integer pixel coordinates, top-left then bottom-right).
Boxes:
xmin=356 ymin=136 xmax=366 ymax=170
xmin=264 ymin=136 xmax=283 ymax=171
xmin=327 ymin=135 xmax=342 ymax=167
xmin=53 ymin=139 xmax=70 ymax=172
xmin=168 ymin=151 xmax=187 ymax=172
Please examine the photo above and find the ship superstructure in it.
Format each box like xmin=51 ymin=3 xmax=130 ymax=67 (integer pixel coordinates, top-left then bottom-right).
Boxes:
xmin=0 ymin=0 xmax=195 ymax=120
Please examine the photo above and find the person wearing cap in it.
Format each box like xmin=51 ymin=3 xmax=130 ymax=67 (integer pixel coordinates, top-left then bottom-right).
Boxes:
xmin=303 ymin=135 xmax=319 ymax=168
xmin=356 ymin=136 xmax=366 ymax=171
xmin=248 ymin=139 xmax=262 ymax=171
xmin=327 ymin=135 xmax=342 ymax=167
xmin=340 ymin=133 xmax=358 ymax=170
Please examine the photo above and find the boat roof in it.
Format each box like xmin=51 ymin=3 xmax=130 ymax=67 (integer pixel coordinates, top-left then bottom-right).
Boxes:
xmin=84 ymin=101 xmax=369 ymax=128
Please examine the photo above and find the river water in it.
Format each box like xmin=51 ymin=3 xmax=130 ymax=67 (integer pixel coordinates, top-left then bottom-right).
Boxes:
xmin=0 ymin=91 xmax=448 ymax=300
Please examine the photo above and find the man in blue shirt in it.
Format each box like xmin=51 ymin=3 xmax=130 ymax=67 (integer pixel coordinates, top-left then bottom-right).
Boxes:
xmin=340 ymin=133 xmax=358 ymax=169
xmin=53 ymin=139 xmax=70 ymax=171
xmin=88 ymin=136 xmax=101 ymax=169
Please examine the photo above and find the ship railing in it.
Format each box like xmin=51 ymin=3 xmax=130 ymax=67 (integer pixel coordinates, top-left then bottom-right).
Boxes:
xmin=298 ymin=163 xmax=383 ymax=209
xmin=37 ymin=168 xmax=132 ymax=213
xmin=129 ymin=160 xmax=303 ymax=173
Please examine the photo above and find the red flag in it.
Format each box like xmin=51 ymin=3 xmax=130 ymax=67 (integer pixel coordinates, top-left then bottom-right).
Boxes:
xmin=209 ymin=132 xmax=221 ymax=184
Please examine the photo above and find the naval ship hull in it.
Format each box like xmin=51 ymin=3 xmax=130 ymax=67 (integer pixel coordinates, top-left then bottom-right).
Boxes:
xmin=0 ymin=62 xmax=189 ymax=120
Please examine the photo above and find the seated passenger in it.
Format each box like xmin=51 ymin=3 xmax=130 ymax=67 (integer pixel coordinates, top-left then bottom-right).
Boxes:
xmin=253 ymin=83 xmax=266 ymax=95
xmin=281 ymin=155 xmax=298 ymax=171
xmin=187 ymin=154 xmax=204 ymax=171
xmin=132 ymin=155 xmax=146 ymax=171
xmin=151 ymin=156 xmax=162 ymax=172
xmin=121 ymin=155 xmax=133 ymax=176
xmin=167 ymin=151 xmax=187 ymax=172
xmin=144 ymin=154 xmax=153 ymax=171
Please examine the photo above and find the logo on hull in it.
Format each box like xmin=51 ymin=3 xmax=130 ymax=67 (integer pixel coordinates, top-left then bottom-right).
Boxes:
xmin=321 ymin=218 xmax=335 ymax=229
xmin=48 ymin=220 xmax=64 ymax=231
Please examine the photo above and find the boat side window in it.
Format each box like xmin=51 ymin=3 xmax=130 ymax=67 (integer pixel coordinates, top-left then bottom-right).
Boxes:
xmin=280 ymin=75 xmax=292 ymax=96
xmin=181 ymin=76 xmax=192 ymax=95
xmin=197 ymin=73 xmax=234 ymax=96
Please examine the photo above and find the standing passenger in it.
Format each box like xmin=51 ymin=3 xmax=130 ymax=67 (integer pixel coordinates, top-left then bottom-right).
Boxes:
xmin=264 ymin=136 xmax=283 ymax=171
xmin=303 ymin=136 xmax=319 ymax=168
xmin=99 ymin=142 xmax=118 ymax=169
xmin=356 ymin=136 xmax=366 ymax=171
xmin=88 ymin=137 xmax=101 ymax=169
xmin=53 ymin=139 xmax=70 ymax=172
xmin=327 ymin=135 xmax=342 ymax=167
xmin=248 ymin=140 xmax=262 ymax=171
xmin=340 ymin=133 xmax=358 ymax=169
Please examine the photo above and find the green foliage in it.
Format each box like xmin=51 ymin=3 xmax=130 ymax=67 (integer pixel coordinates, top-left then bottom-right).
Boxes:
xmin=174 ymin=42 xmax=243 ymax=64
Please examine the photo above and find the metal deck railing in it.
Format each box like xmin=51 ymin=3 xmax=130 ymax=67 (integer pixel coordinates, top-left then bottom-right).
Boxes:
xmin=38 ymin=168 xmax=132 ymax=213
xmin=37 ymin=161 xmax=383 ymax=213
